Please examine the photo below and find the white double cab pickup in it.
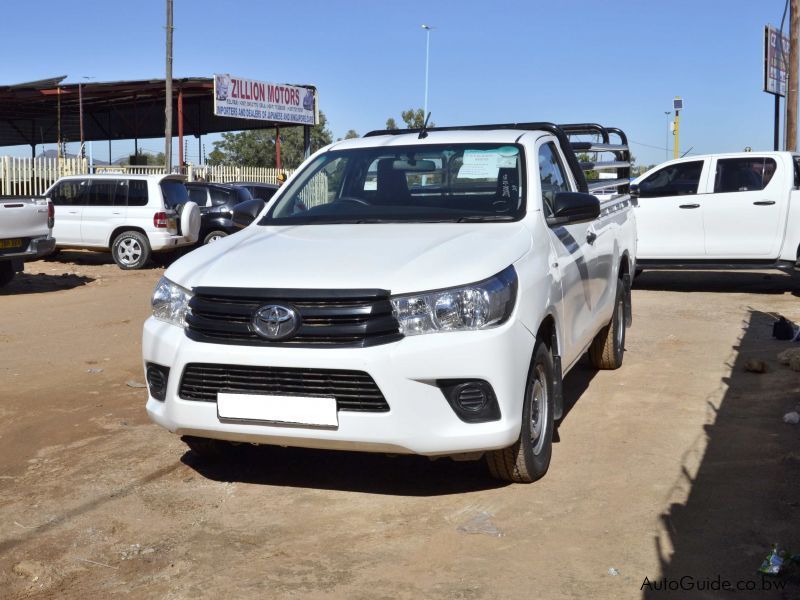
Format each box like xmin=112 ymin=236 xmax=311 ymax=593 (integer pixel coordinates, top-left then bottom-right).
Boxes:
xmin=46 ymin=174 xmax=200 ymax=269
xmin=143 ymin=122 xmax=637 ymax=483
xmin=632 ymin=152 xmax=800 ymax=269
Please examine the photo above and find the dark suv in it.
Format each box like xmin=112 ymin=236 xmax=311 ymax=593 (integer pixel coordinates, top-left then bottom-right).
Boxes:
xmin=230 ymin=181 xmax=279 ymax=203
xmin=185 ymin=182 xmax=254 ymax=244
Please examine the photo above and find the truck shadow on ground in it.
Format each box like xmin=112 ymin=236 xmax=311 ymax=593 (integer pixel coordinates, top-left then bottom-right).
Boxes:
xmin=634 ymin=270 xmax=799 ymax=296
xmin=0 ymin=272 xmax=93 ymax=295
xmin=182 ymin=444 xmax=509 ymax=496
xmin=644 ymin=309 xmax=800 ymax=598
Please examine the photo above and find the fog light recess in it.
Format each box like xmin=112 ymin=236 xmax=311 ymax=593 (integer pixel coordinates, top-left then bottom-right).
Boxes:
xmin=437 ymin=379 xmax=501 ymax=423
xmin=146 ymin=363 xmax=170 ymax=401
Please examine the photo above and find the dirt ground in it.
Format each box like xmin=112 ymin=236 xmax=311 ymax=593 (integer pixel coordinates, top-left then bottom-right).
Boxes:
xmin=1 ymin=251 xmax=799 ymax=600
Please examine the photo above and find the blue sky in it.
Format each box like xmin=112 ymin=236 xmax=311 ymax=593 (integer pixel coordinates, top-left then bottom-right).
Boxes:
xmin=0 ymin=0 xmax=790 ymax=167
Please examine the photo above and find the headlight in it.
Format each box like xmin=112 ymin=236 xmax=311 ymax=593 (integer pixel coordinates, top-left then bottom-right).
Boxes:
xmin=152 ymin=277 xmax=192 ymax=328
xmin=391 ymin=266 xmax=517 ymax=336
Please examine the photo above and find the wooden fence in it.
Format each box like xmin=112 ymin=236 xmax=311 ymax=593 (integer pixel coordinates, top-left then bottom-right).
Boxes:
xmin=0 ymin=157 xmax=295 ymax=196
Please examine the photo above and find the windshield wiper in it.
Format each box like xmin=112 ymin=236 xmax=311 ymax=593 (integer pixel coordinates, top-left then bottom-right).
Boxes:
xmin=456 ymin=215 xmax=516 ymax=223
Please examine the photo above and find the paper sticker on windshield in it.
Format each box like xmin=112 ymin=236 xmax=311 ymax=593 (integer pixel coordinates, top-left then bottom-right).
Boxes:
xmin=458 ymin=149 xmax=517 ymax=178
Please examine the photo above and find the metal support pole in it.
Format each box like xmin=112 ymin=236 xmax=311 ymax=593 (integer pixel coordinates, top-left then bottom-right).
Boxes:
xmin=775 ymin=94 xmax=781 ymax=150
xmin=164 ymin=0 xmax=174 ymax=171
xmin=303 ymin=125 xmax=311 ymax=159
xmin=275 ymin=126 xmax=281 ymax=170
xmin=79 ymin=83 xmax=85 ymax=158
xmin=178 ymin=87 xmax=184 ymax=169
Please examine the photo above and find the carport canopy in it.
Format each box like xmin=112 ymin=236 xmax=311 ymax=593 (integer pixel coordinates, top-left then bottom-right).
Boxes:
xmin=0 ymin=76 xmax=314 ymax=156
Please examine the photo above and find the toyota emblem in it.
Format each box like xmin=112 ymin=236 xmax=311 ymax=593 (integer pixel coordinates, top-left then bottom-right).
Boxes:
xmin=252 ymin=304 xmax=300 ymax=341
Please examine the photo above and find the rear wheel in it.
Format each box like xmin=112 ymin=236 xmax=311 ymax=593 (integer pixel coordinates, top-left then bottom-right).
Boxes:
xmin=0 ymin=262 xmax=15 ymax=287
xmin=111 ymin=231 xmax=151 ymax=270
xmin=203 ymin=230 xmax=228 ymax=245
xmin=589 ymin=282 xmax=626 ymax=370
xmin=486 ymin=342 xmax=555 ymax=483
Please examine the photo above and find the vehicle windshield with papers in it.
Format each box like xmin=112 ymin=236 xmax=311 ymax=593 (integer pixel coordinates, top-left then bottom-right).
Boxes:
xmin=261 ymin=143 xmax=525 ymax=224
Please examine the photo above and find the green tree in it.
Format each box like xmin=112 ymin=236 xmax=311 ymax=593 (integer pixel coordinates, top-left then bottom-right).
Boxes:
xmin=400 ymin=108 xmax=432 ymax=129
xmin=344 ymin=129 xmax=359 ymax=139
xmin=384 ymin=110 xmax=434 ymax=131
xmin=207 ymin=111 xmax=333 ymax=168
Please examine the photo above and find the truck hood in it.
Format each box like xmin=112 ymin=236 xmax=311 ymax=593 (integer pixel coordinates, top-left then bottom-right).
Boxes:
xmin=166 ymin=222 xmax=532 ymax=294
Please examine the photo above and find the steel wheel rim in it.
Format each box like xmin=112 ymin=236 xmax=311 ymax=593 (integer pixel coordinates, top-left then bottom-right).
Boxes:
xmin=208 ymin=234 xmax=223 ymax=243
xmin=529 ymin=364 xmax=548 ymax=454
xmin=118 ymin=238 xmax=141 ymax=265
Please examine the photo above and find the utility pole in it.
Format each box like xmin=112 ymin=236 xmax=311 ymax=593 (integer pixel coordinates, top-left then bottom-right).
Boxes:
xmin=164 ymin=0 xmax=174 ymax=171
xmin=787 ymin=0 xmax=800 ymax=151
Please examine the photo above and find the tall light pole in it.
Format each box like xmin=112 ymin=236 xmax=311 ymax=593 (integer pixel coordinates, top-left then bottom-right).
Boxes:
xmin=421 ymin=24 xmax=434 ymax=119
xmin=165 ymin=0 xmax=174 ymax=171
xmin=664 ymin=111 xmax=671 ymax=161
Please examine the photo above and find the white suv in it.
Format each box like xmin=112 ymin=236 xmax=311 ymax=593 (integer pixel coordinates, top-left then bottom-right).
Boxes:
xmin=47 ymin=174 xmax=200 ymax=269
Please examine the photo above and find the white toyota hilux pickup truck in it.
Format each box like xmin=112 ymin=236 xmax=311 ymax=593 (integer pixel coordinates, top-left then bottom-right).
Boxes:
xmin=632 ymin=151 xmax=800 ymax=271
xmin=0 ymin=196 xmax=55 ymax=286
xmin=143 ymin=122 xmax=637 ymax=483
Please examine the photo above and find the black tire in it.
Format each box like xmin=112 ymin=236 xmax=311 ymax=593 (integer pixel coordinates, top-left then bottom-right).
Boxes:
xmin=181 ymin=435 xmax=236 ymax=461
xmin=0 ymin=262 xmax=15 ymax=287
xmin=589 ymin=281 xmax=626 ymax=370
xmin=111 ymin=231 xmax=151 ymax=270
xmin=203 ymin=230 xmax=229 ymax=245
xmin=634 ymin=267 xmax=643 ymax=279
xmin=486 ymin=342 xmax=555 ymax=483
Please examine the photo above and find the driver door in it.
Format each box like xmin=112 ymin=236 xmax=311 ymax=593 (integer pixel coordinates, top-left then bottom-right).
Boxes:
xmin=635 ymin=159 xmax=709 ymax=258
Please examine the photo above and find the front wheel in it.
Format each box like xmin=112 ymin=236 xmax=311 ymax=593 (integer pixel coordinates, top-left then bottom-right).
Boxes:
xmin=111 ymin=231 xmax=151 ymax=270
xmin=589 ymin=282 xmax=626 ymax=370
xmin=486 ymin=342 xmax=555 ymax=483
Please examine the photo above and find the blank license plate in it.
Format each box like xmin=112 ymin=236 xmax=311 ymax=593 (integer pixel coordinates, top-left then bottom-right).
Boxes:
xmin=217 ymin=392 xmax=338 ymax=427
xmin=0 ymin=238 xmax=22 ymax=249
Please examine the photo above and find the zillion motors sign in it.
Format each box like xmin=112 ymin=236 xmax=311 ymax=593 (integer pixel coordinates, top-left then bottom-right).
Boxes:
xmin=213 ymin=74 xmax=318 ymax=125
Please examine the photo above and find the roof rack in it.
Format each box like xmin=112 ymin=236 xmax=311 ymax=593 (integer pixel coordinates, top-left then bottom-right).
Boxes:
xmin=363 ymin=122 xmax=630 ymax=196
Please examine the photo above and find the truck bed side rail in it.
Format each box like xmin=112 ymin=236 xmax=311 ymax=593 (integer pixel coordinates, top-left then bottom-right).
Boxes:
xmin=559 ymin=123 xmax=631 ymax=197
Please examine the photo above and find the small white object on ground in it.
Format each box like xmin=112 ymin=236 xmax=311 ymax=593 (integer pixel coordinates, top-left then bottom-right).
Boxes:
xmin=783 ymin=411 xmax=800 ymax=424
xmin=608 ymin=567 xmax=620 ymax=576
xmin=456 ymin=511 xmax=503 ymax=537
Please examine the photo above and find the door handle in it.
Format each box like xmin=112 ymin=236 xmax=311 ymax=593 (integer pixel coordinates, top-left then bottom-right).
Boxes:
xmin=753 ymin=200 xmax=776 ymax=206
xmin=586 ymin=231 xmax=597 ymax=244
xmin=679 ymin=203 xmax=700 ymax=209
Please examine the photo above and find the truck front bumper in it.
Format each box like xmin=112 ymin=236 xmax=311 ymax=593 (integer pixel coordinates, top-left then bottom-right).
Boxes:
xmin=142 ymin=317 xmax=535 ymax=456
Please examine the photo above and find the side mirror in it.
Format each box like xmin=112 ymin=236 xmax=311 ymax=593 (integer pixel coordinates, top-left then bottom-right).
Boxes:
xmin=629 ymin=184 xmax=639 ymax=206
xmin=546 ymin=192 xmax=600 ymax=226
xmin=232 ymin=198 xmax=266 ymax=229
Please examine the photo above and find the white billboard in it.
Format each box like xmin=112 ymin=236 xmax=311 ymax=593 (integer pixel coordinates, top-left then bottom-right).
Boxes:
xmin=213 ymin=74 xmax=318 ymax=125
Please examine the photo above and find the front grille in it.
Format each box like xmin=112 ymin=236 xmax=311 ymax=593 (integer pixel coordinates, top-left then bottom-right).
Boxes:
xmin=179 ymin=363 xmax=390 ymax=412
xmin=185 ymin=287 xmax=403 ymax=348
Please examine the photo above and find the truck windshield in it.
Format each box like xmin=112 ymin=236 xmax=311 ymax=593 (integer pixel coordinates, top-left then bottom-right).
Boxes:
xmin=261 ymin=143 xmax=525 ymax=224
